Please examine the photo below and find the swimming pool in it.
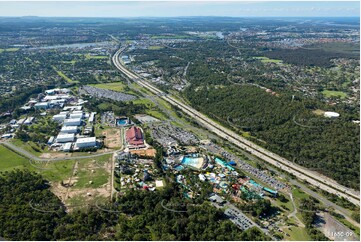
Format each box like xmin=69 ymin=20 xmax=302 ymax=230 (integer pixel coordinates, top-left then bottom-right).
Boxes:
xmin=181 ymin=156 xmax=205 ymax=169
xmin=117 ymin=118 xmax=128 ymax=126
xmin=174 ymin=165 xmax=184 ymax=171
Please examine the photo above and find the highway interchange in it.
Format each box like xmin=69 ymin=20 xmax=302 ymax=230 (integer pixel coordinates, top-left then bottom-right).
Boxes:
xmin=112 ymin=47 xmax=360 ymax=206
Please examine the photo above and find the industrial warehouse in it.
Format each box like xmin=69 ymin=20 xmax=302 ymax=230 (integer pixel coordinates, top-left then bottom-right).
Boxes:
xmin=35 ymin=88 xmax=100 ymax=152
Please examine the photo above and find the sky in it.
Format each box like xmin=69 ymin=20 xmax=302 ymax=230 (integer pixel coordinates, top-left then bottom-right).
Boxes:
xmin=0 ymin=1 xmax=359 ymax=18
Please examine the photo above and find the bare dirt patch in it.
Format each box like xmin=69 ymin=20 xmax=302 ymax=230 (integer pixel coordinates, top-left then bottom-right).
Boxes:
xmin=40 ymin=152 xmax=72 ymax=159
xmin=315 ymin=212 xmax=359 ymax=241
xmin=103 ymin=128 xmax=121 ymax=148
xmin=50 ymin=158 xmax=113 ymax=211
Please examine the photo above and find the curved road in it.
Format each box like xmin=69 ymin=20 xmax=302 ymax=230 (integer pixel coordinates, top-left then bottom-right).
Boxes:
xmin=112 ymin=47 xmax=360 ymax=206
xmin=0 ymin=141 xmax=115 ymax=162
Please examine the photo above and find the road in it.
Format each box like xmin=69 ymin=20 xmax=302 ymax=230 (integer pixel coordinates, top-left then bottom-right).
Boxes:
xmin=290 ymin=179 xmax=360 ymax=227
xmin=112 ymin=46 xmax=360 ymax=206
xmin=0 ymin=141 xmax=115 ymax=162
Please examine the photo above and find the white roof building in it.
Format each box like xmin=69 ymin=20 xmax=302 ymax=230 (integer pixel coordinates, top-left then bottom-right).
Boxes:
xmin=64 ymin=118 xmax=82 ymax=126
xmin=53 ymin=114 xmax=67 ymax=122
xmin=56 ymin=133 xmax=75 ymax=143
xmin=75 ymin=137 xmax=96 ymax=148
xmin=60 ymin=126 xmax=78 ymax=133
xmin=63 ymin=106 xmax=82 ymax=111
xmin=324 ymin=111 xmax=340 ymax=118
xmin=69 ymin=113 xmax=83 ymax=119
xmin=199 ymin=174 xmax=206 ymax=181
xmin=34 ymin=102 xmax=49 ymax=109
xmin=47 ymin=136 xmax=55 ymax=144
xmin=88 ymin=112 xmax=96 ymax=123
xmin=17 ymin=118 xmax=26 ymax=125
xmin=63 ymin=142 xmax=73 ymax=152
xmin=24 ymin=117 xmax=35 ymax=125
xmin=155 ymin=180 xmax=164 ymax=187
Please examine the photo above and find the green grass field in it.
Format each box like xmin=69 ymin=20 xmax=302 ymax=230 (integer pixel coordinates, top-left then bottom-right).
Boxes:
xmin=255 ymin=56 xmax=283 ymax=64
xmin=283 ymin=227 xmax=312 ymax=241
xmin=151 ymin=35 xmax=190 ymax=39
xmin=62 ymin=60 xmax=76 ymax=65
xmin=90 ymin=82 xmax=128 ymax=92
xmin=75 ymin=167 xmax=109 ymax=189
xmin=84 ymin=54 xmax=108 ymax=59
xmin=53 ymin=66 xmax=77 ymax=83
xmin=148 ymin=45 xmax=164 ymax=50
xmin=0 ymin=145 xmax=74 ymax=182
xmin=322 ymin=90 xmax=347 ymax=99
xmin=41 ymin=159 xmax=76 ymax=182
xmin=0 ymin=145 xmax=30 ymax=171
xmin=0 ymin=48 xmax=19 ymax=53
xmin=292 ymin=188 xmax=310 ymax=207
xmin=90 ymin=82 xmax=138 ymax=95
xmin=0 ymin=144 xmax=111 ymax=185
xmin=10 ymin=139 xmax=44 ymax=157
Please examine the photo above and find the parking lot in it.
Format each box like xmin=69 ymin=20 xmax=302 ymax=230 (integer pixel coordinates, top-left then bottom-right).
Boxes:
xmin=81 ymin=85 xmax=136 ymax=102
xmin=149 ymin=122 xmax=199 ymax=146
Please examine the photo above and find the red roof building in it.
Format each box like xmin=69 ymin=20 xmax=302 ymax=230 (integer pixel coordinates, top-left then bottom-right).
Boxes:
xmin=126 ymin=126 xmax=144 ymax=146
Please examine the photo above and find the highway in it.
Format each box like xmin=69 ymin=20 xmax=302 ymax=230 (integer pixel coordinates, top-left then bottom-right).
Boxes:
xmin=112 ymin=47 xmax=360 ymax=206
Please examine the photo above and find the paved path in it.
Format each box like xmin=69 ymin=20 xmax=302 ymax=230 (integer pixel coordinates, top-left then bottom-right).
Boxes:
xmin=0 ymin=141 xmax=115 ymax=162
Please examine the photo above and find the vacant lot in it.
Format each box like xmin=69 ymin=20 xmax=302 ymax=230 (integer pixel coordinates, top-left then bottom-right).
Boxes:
xmin=90 ymin=82 xmax=138 ymax=95
xmin=103 ymin=128 xmax=121 ymax=149
xmin=0 ymin=146 xmax=113 ymax=209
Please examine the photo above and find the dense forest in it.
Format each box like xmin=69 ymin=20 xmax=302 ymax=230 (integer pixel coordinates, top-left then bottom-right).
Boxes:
xmin=263 ymin=47 xmax=359 ymax=67
xmin=0 ymin=85 xmax=55 ymax=113
xmin=0 ymin=170 xmax=270 ymax=241
xmin=184 ymin=85 xmax=360 ymax=189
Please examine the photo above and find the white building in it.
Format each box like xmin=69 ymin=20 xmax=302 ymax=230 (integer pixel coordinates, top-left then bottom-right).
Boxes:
xmin=199 ymin=174 xmax=206 ymax=182
xmin=45 ymin=88 xmax=70 ymax=95
xmin=17 ymin=118 xmax=26 ymax=125
xmin=88 ymin=112 xmax=96 ymax=123
xmin=69 ymin=113 xmax=83 ymax=119
xmin=56 ymin=133 xmax=75 ymax=143
xmin=24 ymin=117 xmax=35 ymax=125
xmin=50 ymin=99 xmax=66 ymax=105
xmin=75 ymin=137 xmax=96 ymax=148
xmin=47 ymin=136 xmax=55 ymax=145
xmin=60 ymin=126 xmax=78 ymax=133
xmin=34 ymin=102 xmax=49 ymax=109
xmin=324 ymin=111 xmax=340 ymax=118
xmin=44 ymin=95 xmax=60 ymax=101
xmin=64 ymin=118 xmax=82 ymax=126
xmin=63 ymin=106 xmax=82 ymax=111
xmin=45 ymin=89 xmax=56 ymax=95
xmin=63 ymin=142 xmax=73 ymax=152
xmin=53 ymin=114 xmax=67 ymax=122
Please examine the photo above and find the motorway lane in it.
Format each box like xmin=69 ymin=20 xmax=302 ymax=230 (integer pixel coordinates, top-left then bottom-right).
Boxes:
xmin=112 ymin=48 xmax=360 ymax=205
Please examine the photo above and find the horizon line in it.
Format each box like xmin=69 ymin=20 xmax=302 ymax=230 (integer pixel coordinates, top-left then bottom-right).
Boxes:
xmin=0 ymin=15 xmax=359 ymax=18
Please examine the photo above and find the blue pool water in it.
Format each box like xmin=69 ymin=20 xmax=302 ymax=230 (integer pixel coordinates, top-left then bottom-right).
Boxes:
xmin=182 ymin=157 xmax=200 ymax=166
xmin=117 ymin=118 xmax=128 ymax=126
xmin=174 ymin=165 xmax=184 ymax=171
